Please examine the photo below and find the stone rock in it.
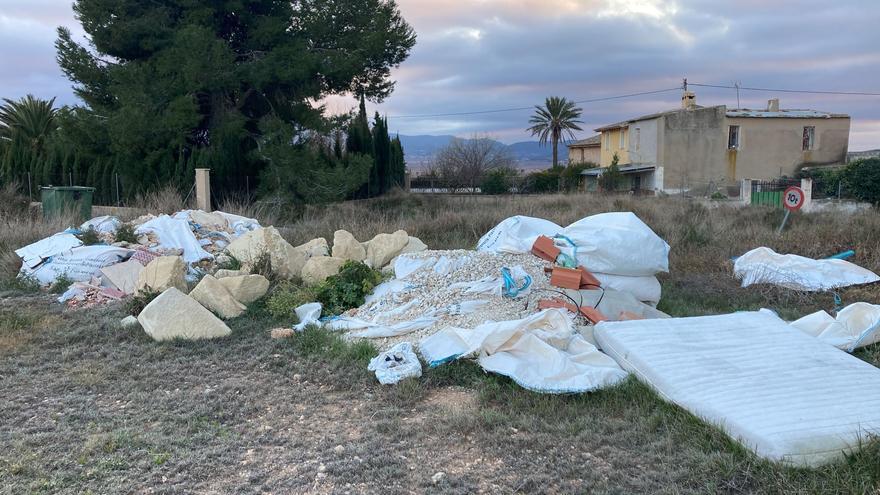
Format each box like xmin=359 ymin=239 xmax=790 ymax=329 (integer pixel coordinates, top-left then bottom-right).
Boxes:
xmin=365 ymin=230 xmax=409 ymax=268
xmin=189 ymin=274 xmax=246 ymax=319
xmin=331 ymin=230 xmax=366 ymax=261
xmin=301 ymin=256 xmax=347 ymax=285
xmin=136 ymin=256 xmax=187 ymax=294
xmin=217 ymin=274 xmax=270 ymax=304
xmin=431 ymin=472 xmax=446 ymax=485
xmin=137 ymin=287 xmax=231 ymax=341
xmin=399 ymin=236 xmax=428 ymax=255
xmin=270 ymin=328 xmax=295 ymax=339
xmin=100 ymin=259 xmax=144 ymax=294
xmin=296 ymin=237 xmax=329 ymax=257
xmin=120 ymin=315 xmax=139 ymax=329
xmin=225 ymin=227 xmax=308 ymax=280
xmin=214 ymin=268 xmax=247 ymax=279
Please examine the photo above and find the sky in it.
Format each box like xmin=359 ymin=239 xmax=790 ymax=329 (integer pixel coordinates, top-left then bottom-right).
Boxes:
xmin=2 ymin=0 xmax=880 ymax=149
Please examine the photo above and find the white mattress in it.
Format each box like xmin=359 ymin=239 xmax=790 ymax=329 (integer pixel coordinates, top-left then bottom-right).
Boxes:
xmin=594 ymin=311 xmax=880 ymax=467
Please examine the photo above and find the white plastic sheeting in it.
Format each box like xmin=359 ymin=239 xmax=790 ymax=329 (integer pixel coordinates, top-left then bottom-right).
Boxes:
xmin=81 ymin=215 xmax=121 ymax=233
xmin=326 ymin=315 xmax=438 ymax=338
xmin=790 ymin=302 xmax=880 ymax=351
xmin=476 ymin=212 xmax=669 ymax=277
xmin=26 ymin=245 xmax=134 ymax=285
xmin=368 ymin=342 xmax=423 ymax=385
xmin=595 ymin=311 xmax=880 ymax=467
xmin=734 ymin=247 xmax=879 ymax=291
xmin=293 ymin=302 xmax=323 ymax=331
xmin=15 ymin=232 xmax=82 ymax=270
xmin=420 ymin=309 xmax=627 ymax=394
xmin=593 ymin=273 xmax=662 ymax=305
xmin=135 ymin=214 xmax=213 ymax=263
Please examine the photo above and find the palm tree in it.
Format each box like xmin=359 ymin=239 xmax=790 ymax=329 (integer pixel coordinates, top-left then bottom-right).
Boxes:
xmin=0 ymin=95 xmax=58 ymax=151
xmin=526 ymin=96 xmax=583 ymax=168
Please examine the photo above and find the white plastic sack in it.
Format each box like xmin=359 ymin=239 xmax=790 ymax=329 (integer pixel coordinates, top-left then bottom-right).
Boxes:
xmin=790 ymin=302 xmax=880 ymax=351
xmin=734 ymin=247 xmax=880 ymax=291
xmin=560 ymin=212 xmax=669 ymax=276
xmin=293 ymin=302 xmax=322 ymax=331
xmin=15 ymin=232 xmax=82 ymax=269
xmin=327 ymin=315 xmax=438 ymax=338
xmin=477 ymin=216 xmax=562 ymax=253
xmin=368 ymin=342 xmax=422 ymax=385
xmin=215 ymin=211 xmax=261 ymax=236
xmin=27 ymin=245 xmax=134 ymax=285
xmin=135 ymin=214 xmax=212 ymax=263
xmin=419 ymin=309 xmax=627 ymax=393
xmin=81 ymin=215 xmax=121 ymax=234
xmin=393 ymin=255 xmax=434 ymax=279
xmin=594 ymin=272 xmax=662 ymax=305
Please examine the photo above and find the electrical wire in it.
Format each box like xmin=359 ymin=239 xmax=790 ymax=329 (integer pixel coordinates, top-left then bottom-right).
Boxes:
xmin=387 ymin=87 xmax=682 ymax=119
xmin=689 ymin=82 xmax=880 ymax=97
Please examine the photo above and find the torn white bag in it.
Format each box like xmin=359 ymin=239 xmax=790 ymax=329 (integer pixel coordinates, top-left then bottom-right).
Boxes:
xmin=419 ymin=309 xmax=627 ymax=394
xmin=790 ymin=302 xmax=880 ymax=351
xmin=15 ymin=232 xmax=82 ymax=270
xmin=81 ymin=215 xmax=121 ymax=234
xmin=476 ymin=216 xmax=562 ymax=253
xmin=734 ymin=247 xmax=879 ymax=291
xmin=293 ymin=302 xmax=323 ymax=331
xmin=27 ymin=245 xmax=134 ymax=285
xmin=560 ymin=212 xmax=669 ymax=276
xmin=327 ymin=315 xmax=438 ymax=338
xmin=368 ymin=342 xmax=423 ymax=385
xmin=593 ymin=272 xmax=662 ymax=305
xmin=135 ymin=214 xmax=213 ymax=263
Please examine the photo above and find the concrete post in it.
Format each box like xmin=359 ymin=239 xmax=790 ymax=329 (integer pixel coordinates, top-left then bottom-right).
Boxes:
xmin=195 ymin=168 xmax=211 ymax=211
xmin=741 ymin=179 xmax=752 ymax=206
xmin=800 ymin=177 xmax=813 ymax=212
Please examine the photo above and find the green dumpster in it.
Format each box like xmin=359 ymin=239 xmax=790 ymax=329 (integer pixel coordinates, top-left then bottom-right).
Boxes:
xmin=41 ymin=186 xmax=95 ymax=221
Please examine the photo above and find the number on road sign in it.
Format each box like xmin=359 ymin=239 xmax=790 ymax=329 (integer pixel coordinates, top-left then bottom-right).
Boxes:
xmin=783 ymin=186 xmax=805 ymax=211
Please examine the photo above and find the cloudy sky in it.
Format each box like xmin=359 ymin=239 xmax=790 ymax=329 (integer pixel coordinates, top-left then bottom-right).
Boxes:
xmin=3 ymin=0 xmax=879 ymax=149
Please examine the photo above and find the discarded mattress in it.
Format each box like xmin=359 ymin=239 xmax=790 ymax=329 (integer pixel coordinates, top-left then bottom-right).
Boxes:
xmin=734 ymin=247 xmax=879 ymax=291
xmin=420 ymin=309 xmax=628 ymax=394
xmin=791 ymin=302 xmax=880 ymax=352
xmin=595 ymin=311 xmax=880 ymax=467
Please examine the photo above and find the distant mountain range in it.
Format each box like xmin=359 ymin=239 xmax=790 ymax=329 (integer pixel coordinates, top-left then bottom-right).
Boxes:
xmin=398 ymin=135 xmax=556 ymax=171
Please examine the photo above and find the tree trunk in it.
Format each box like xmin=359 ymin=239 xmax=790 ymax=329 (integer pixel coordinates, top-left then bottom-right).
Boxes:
xmin=552 ymin=138 xmax=558 ymax=168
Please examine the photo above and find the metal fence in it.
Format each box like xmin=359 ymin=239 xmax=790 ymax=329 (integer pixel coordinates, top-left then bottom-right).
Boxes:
xmin=750 ymin=178 xmax=801 ymax=207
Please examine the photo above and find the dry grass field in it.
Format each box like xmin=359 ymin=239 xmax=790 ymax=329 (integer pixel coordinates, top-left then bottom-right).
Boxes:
xmin=1 ymin=190 xmax=879 ymax=493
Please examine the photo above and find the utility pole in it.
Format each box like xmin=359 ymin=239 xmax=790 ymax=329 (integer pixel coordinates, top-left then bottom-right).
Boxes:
xmin=735 ymin=81 xmax=741 ymax=109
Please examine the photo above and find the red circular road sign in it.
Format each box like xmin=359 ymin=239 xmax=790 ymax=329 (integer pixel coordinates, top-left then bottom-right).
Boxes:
xmin=783 ymin=186 xmax=805 ymax=211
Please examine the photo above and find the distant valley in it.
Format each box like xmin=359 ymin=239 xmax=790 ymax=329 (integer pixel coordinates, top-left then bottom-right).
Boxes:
xmin=398 ymin=135 xmax=556 ymax=172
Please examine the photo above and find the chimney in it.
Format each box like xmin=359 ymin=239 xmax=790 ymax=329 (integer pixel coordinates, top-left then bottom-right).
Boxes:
xmin=681 ymin=91 xmax=696 ymax=110
xmin=767 ymin=98 xmax=779 ymax=112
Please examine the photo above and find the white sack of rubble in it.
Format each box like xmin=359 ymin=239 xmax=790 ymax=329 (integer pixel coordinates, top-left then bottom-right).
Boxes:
xmin=135 ymin=214 xmax=212 ymax=263
xmin=593 ymin=273 xmax=662 ymax=305
xmin=80 ymin=215 xmax=121 ymax=233
xmin=560 ymin=212 xmax=669 ymax=276
xmin=419 ymin=308 xmax=627 ymax=394
xmin=15 ymin=232 xmax=82 ymax=270
xmin=477 ymin=216 xmax=562 ymax=253
xmin=734 ymin=247 xmax=879 ymax=291
xmin=790 ymin=302 xmax=880 ymax=351
xmin=477 ymin=212 xmax=669 ymax=276
xmin=27 ymin=245 xmax=134 ymax=285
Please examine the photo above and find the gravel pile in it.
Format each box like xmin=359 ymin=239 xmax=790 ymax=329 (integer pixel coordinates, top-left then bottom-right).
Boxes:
xmin=343 ymin=249 xmax=555 ymax=350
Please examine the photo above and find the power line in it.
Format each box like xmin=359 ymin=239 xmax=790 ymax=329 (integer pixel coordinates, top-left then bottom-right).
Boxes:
xmin=689 ymin=82 xmax=880 ymax=97
xmin=387 ymin=87 xmax=682 ymax=119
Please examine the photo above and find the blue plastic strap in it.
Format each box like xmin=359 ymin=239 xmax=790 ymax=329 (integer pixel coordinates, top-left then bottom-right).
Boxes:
xmin=501 ymin=267 xmax=532 ymax=298
xmin=553 ymin=234 xmax=578 ymax=268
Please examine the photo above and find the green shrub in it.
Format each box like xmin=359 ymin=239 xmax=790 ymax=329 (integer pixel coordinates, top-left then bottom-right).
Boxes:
xmin=113 ymin=223 xmax=138 ymax=244
xmin=841 ymin=158 xmax=880 ymax=204
xmin=75 ymin=227 xmax=101 ymax=246
xmin=480 ymin=169 xmax=511 ymax=195
xmin=216 ymin=255 xmax=242 ymax=271
xmin=125 ymin=289 xmax=160 ymax=316
xmin=560 ymin=162 xmax=597 ymax=192
xmin=266 ymin=282 xmax=317 ymax=320
xmin=526 ymin=168 xmax=561 ymax=193
xmin=48 ymin=274 xmax=74 ymax=294
xmin=315 ymin=261 xmax=383 ymax=316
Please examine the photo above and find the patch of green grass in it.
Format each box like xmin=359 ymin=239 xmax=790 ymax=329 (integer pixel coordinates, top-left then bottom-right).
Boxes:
xmin=48 ymin=273 xmax=73 ymax=294
xmin=289 ymin=324 xmax=376 ymax=366
xmin=265 ymin=281 xmax=317 ymax=321
xmin=124 ymin=289 xmax=159 ymax=316
xmin=216 ymin=254 xmax=242 ymax=271
xmin=0 ymin=273 xmax=41 ymax=293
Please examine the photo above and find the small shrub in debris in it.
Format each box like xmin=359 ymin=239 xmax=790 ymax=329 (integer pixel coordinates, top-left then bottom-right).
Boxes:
xmin=250 ymin=251 xmax=273 ymax=279
xmin=216 ymin=255 xmax=242 ymax=271
xmin=125 ymin=289 xmax=160 ymax=316
xmin=113 ymin=223 xmax=138 ymax=244
xmin=48 ymin=274 xmax=73 ymax=294
xmin=315 ymin=261 xmax=383 ymax=316
xmin=0 ymin=273 xmax=41 ymax=293
xmin=76 ymin=227 xmax=101 ymax=246
xmin=266 ymin=282 xmax=317 ymax=320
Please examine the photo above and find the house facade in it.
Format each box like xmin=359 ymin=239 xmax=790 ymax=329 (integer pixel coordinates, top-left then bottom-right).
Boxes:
xmin=566 ymin=135 xmax=601 ymax=165
xmin=584 ymin=92 xmax=851 ymax=194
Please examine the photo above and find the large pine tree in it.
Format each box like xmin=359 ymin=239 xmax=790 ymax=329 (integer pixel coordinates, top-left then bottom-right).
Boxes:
xmin=55 ymin=0 xmax=415 ymax=200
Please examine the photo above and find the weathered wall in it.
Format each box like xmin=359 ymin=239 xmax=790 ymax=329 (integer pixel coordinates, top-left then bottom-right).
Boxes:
xmin=567 ymin=145 xmax=600 ymax=165
xmin=626 ymin=117 xmax=659 ymax=165
xmin=657 ymin=106 xmax=728 ymax=192
xmin=725 ymin=116 xmax=850 ymax=179
xmin=600 ymin=128 xmax=629 ymax=166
